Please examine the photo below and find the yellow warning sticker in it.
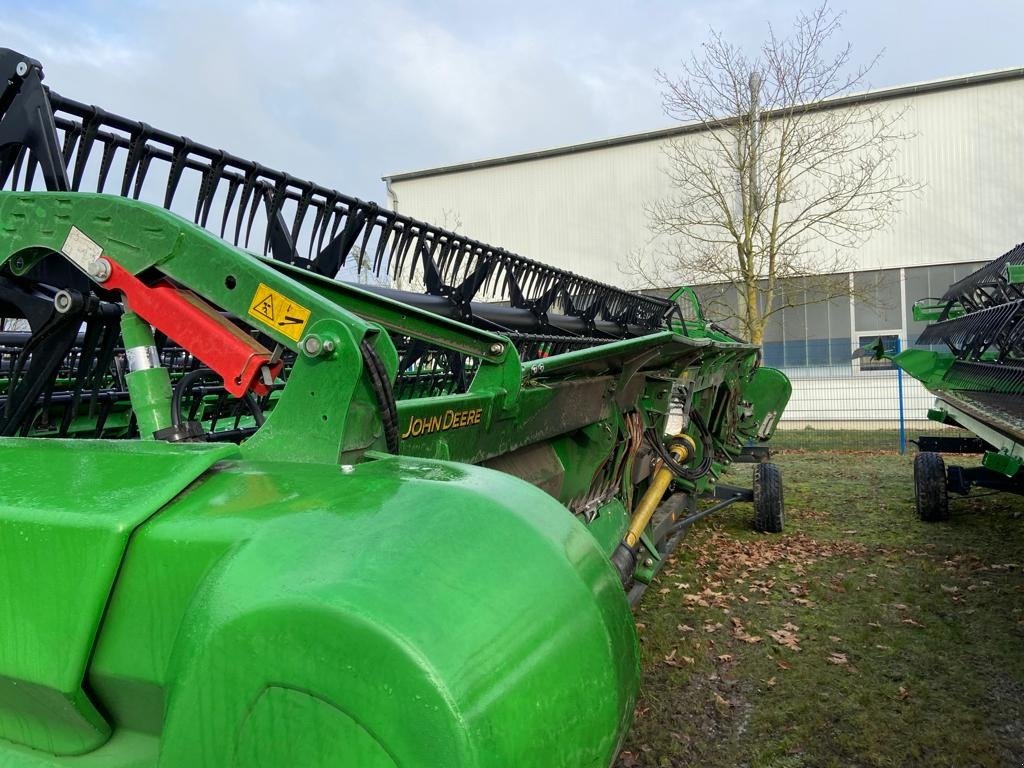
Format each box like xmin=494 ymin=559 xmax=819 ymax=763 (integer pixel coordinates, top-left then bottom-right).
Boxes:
xmin=247 ymin=283 xmax=311 ymax=342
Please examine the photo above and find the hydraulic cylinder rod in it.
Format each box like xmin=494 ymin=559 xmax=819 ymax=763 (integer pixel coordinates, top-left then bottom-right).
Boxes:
xmin=611 ymin=434 xmax=696 ymax=584
xmin=120 ymin=310 xmax=173 ymax=440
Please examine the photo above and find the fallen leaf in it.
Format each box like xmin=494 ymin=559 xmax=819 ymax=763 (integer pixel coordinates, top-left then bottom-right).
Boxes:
xmin=897 ymin=686 xmax=911 ymax=700
xmin=768 ymin=628 xmax=802 ymax=651
xmin=902 ymin=618 xmax=924 ymax=628
xmin=717 ymin=654 xmax=734 ymax=663
xmin=678 ymin=624 xmax=694 ymax=633
xmin=764 ymin=676 xmax=777 ymax=688
xmin=827 ymin=652 xmax=848 ymax=665
xmin=662 ymin=648 xmax=695 ymax=668
xmin=776 ymin=660 xmax=791 ymax=670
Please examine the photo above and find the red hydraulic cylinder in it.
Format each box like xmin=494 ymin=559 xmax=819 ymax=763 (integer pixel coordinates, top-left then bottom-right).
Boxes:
xmin=99 ymin=259 xmax=283 ymax=397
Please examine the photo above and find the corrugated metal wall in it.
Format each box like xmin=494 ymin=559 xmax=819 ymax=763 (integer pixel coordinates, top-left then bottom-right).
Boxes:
xmin=387 ymin=76 xmax=1024 ymax=288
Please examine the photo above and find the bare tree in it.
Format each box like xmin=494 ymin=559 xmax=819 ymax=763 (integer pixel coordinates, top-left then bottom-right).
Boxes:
xmin=629 ymin=4 xmax=917 ymax=343
xmin=349 ymin=245 xmax=395 ymax=288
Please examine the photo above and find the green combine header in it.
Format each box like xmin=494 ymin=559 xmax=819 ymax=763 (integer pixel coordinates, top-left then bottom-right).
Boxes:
xmin=0 ymin=49 xmax=790 ymax=766
xmin=894 ymin=243 xmax=1024 ymax=520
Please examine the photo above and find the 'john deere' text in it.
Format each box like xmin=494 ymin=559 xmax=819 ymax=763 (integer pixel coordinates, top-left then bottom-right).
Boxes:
xmin=401 ymin=408 xmax=483 ymax=439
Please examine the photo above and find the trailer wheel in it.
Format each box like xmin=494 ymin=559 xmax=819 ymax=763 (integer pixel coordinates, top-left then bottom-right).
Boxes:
xmin=914 ymin=451 xmax=949 ymax=522
xmin=753 ymin=462 xmax=784 ymax=533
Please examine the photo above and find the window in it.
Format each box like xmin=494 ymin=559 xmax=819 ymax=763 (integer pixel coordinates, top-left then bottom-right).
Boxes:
xmin=679 ymin=261 xmax=982 ymax=372
xmin=855 ymin=334 xmax=900 ymax=372
xmin=904 ymin=262 xmax=987 ymax=346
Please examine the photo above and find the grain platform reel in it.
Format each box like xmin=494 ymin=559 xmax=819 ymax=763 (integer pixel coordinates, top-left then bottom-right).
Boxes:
xmin=0 ymin=49 xmax=791 ymax=766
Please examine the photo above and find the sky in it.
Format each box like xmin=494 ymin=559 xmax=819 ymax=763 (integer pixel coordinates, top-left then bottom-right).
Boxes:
xmin=3 ymin=0 xmax=1023 ymax=205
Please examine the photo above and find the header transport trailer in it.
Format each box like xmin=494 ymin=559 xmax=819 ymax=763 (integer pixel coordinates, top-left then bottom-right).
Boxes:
xmin=0 ymin=49 xmax=790 ymax=766
xmin=892 ymin=243 xmax=1024 ymax=521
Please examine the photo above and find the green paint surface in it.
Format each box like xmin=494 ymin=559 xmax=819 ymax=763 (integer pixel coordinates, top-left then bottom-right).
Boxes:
xmin=2 ymin=455 xmax=637 ymax=766
xmin=0 ymin=438 xmax=236 ymax=755
xmin=0 ymin=192 xmax=792 ymax=765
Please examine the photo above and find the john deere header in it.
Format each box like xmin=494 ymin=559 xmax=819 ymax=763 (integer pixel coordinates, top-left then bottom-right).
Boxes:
xmin=0 ymin=48 xmax=790 ymax=767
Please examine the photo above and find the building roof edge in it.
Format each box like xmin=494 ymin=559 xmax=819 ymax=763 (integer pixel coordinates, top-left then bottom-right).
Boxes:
xmin=383 ymin=66 xmax=1024 ymax=183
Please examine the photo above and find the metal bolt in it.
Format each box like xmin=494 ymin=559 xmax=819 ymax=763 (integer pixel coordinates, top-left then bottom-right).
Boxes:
xmin=53 ymin=290 xmax=74 ymax=313
xmin=15 ymin=62 xmax=28 ymax=77
xmin=322 ymin=339 xmax=336 ymax=354
xmin=302 ymin=335 xmax=322 ymax=356
xmin=644 ymin=558 xmax=654 ymax=568
xmin=489 ymin=342 xmax=504 ymax=355
xmin=87 ymin=258 xmax=111 ymax=282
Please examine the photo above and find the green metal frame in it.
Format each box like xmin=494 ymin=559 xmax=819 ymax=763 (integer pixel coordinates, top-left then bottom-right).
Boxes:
xmin=896 ymin=349 xmax=1024 ymax=478
xmin=0 ymin=191 xmax=791 ymax=767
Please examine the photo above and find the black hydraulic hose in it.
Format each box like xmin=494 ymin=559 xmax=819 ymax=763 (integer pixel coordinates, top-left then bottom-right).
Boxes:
xmin=360 ymin=339 xmax=399 ymax=454
xmin=4 ymin=317 xmax=65 ymax=418
xmin=685 ymin=411 xmax=715 ymax=479
xmin=646 ymin=411 xmax=714 ymax=481
xmin=171 ymin=368 xmax=265 ymax=429
xmin=172 ymin=369 xmax=210 ymax=427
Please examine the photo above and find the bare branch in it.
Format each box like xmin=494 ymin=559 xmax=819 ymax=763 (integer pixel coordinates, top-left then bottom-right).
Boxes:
xmin=623 ymin=2 xmax=919 ymax=344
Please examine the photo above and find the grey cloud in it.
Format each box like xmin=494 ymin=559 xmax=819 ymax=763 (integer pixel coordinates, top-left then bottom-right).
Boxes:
xmin=3 ymin=0 xmax=1023 ymax=206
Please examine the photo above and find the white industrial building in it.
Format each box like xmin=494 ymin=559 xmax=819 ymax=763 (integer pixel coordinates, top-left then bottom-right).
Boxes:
xmin=383 ymin=69 xmax=1024 ymax=432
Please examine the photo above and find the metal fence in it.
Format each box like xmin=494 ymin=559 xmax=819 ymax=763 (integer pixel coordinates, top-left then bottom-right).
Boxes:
xmin=769 ymin=337 xmax=966 ymax=452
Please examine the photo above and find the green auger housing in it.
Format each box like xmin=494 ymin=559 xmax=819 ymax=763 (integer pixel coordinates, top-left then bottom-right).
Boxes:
xmin=0 ymin=48 xmax=791 ymax=768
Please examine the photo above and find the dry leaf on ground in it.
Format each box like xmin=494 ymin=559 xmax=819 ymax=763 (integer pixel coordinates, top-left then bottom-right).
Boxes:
xmin=767 ymin=628 xmax=802 ymax=651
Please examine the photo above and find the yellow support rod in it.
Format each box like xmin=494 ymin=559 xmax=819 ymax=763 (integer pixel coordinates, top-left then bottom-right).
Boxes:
xmin=623 ymin=434 xmax=695 ymax=549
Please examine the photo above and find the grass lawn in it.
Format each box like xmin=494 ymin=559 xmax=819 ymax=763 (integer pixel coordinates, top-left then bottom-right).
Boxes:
xmin=617 ymin=451 xmax=1024 ymax=768
xmin=768 ymin=427 xmax=969 ymax=453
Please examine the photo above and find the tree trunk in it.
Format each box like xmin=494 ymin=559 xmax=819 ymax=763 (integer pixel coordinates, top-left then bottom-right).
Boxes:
xmin=744 ymin=279 xmax=763 ymax=345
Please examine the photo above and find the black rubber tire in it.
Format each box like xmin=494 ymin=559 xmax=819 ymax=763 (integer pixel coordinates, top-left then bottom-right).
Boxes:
xmin=914 ymin=451 xmax=949 ymax=522
xmin=753 ymin=462 xmax=785 ymax=533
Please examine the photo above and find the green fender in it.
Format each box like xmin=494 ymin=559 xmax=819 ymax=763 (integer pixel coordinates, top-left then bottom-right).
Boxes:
xmin=741 ymin=366 xmax=792 ymax=441
xmin=2 ymin=453 xmax=639 ymax=767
